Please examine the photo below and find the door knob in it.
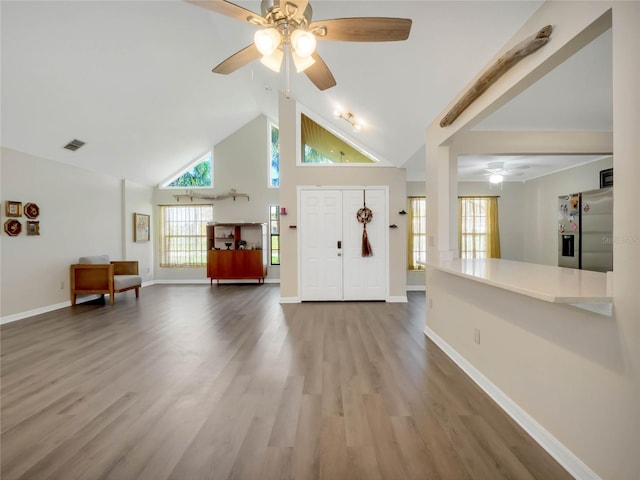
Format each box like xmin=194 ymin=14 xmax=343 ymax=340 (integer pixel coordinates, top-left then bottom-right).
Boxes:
xmin=337 ymin=240 xmax=342 ymax=249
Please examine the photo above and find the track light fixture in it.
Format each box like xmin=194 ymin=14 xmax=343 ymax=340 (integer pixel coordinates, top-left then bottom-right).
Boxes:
xmin=333 ymin=110 xmax=363 ymax=131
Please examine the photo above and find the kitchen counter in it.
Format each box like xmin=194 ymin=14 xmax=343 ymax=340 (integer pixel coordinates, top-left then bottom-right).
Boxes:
xmin=427 ymin=258 xmax=612 ymax=305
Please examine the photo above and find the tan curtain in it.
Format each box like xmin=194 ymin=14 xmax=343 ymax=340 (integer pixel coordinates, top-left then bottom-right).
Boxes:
xmin=486 ymin=196 xmax=501 ymax=258
xmin=407 ymin=198 xmax=415 ymax=268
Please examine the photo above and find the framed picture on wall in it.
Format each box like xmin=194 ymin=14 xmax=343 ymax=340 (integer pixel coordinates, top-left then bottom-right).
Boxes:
xmin=600 ymin=168 xmax=613 ymax=188
xmin=5 ymin=201 xmax=22 ymax=217
xmin=134 ymin=213 xmax=150 ymax=242
xmin=26 ymin=221 xmax=40 ymax=236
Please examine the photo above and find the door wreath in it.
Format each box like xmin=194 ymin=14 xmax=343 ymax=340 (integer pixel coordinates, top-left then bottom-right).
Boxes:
xmin=357 ymin=190 xmax=373 ymax=257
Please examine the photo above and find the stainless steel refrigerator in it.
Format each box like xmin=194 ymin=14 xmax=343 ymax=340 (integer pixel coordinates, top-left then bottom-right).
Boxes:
xmin=558 ymin=187 xmax=613 ymax=272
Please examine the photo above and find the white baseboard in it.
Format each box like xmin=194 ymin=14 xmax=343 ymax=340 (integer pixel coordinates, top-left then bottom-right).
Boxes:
xmin=387 ymin=295 xmax=408 ymax=303
xmin=279 ymin=297 xmax=300 ymax=304
xmin=152 ymin=279 xmax=210 ymax=284
xmin=153 ymin=279 xmax=280 ymax=285
xmin=281 ymin=295 xmax=406 ymax=303
xmin=423 ymin=326 xmax=601 ymax=480
xmin=406 ymin=285 xmax=426 ymax=292
xmin=0 ymin=294 xmax=103 ymax=325
xmin=1 ymin=301 xmax=70 ymax=324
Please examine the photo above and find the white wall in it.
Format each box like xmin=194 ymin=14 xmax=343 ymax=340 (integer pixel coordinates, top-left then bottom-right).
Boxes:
xmin=425 ymin=2 xmax=640 ymax=479
xmin=123 ymin=179 xmax=155 ymax=284
xmin=279 ymin=93 xmax=408 ymax=301
xmin=1 ymin=148 xmax=121 ymax=319
xmin=522 ymin=156 xmax=613 ymax=265
xmin=153 ymin=115 xmax=279 ymax=282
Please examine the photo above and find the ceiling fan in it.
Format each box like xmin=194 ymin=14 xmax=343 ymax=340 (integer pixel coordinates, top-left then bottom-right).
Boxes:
xmin=186 ymin=0 xmax=412 ymax=91
xmin=484 ymin=161 xmax=529 ymax=184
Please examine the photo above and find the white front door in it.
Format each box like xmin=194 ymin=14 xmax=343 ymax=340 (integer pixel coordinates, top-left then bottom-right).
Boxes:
xmin=300 ymin=188 xmax=387 ymax=301
xmin=300 ymin=189 xmax=343 ymax=300
xmin=342 ymin=189 xmax=387 ymax=300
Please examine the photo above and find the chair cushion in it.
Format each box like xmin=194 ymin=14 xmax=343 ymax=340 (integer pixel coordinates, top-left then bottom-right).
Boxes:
xmin=114 ymin=275 xmax=142 ymax=291
xmin=79 ymin=255 xmax=110 ymax=264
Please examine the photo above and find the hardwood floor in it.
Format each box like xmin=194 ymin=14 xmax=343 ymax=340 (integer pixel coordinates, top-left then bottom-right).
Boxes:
xmin=1 ymin=285 xmax=572 ymax=480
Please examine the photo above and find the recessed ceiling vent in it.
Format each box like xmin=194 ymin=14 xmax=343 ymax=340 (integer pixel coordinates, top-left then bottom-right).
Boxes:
xmin=63 ymin=139 xmax=85 ymax=151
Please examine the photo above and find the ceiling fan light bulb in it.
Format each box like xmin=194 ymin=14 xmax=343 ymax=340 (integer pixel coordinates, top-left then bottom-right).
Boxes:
xmin=292 ymin=50 xmax=316 ymax=72
xmin=254 ymin=28 xmax=281 ymax=55
xmin=290 ymin=29 xmax=316 ymax=58
xmin=260 ymin=49 xmax=284 ymax=72
xmin=489 ymin=173 xmax=504 ymax=184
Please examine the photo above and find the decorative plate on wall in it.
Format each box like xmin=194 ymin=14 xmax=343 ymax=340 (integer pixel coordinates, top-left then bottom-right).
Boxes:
xmin=24 ymin=202 xmax=40 ymax=219
xmin=4 ymin=219 xmax=22 ymax=236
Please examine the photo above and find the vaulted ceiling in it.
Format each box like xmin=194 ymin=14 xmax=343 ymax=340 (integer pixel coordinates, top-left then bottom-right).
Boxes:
xmin=1 ymin=1 xmax=611 ymax=187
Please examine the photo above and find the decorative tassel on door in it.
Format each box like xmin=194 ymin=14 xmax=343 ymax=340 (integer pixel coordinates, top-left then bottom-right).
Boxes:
xmin=361 ymin=224 xmax=372 ymax=257
xmin=356 ymin=190 xmax=373 ymax=257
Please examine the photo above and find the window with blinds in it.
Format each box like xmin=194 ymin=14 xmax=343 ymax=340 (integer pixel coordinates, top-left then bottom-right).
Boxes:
xmin=159 ymin=205 xmax=213 ymax=267
xmin=408 ymin=196 xmax=426 ymax=270
xmin=458 ymin=196 xmax=501 ymax=259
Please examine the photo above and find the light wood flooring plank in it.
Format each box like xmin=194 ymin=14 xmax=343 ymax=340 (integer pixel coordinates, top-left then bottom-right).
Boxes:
xmin=1 ymin=286 xmax=573 ymax=480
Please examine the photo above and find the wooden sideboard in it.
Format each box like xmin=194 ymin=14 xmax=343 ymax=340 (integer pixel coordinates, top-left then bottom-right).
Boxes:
xmin=206 ymin=222 xmax=267 ymax=284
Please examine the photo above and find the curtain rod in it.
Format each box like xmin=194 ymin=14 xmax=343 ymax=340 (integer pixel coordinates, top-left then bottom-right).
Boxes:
xmin=457 ymin=195 xmax=501 ymax=198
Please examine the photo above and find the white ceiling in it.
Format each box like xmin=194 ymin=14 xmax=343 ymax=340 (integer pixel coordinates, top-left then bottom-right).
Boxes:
xmin=1 ymin=1 xmax=611 ymax=187
xmin=457 ymin=154 xmax=610 ymax=183
xmin=452 ymin=27 xmax=612 ymax=183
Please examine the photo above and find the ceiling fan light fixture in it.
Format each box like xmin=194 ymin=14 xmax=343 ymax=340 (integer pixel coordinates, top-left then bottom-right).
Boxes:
xmin=290 ymin=29 xmax=316 ymax=58
xmin=260 ymin=48 xmax=284 ymax=72
xmin=292 ymin=50 xmax=316 ymax=72
xmin=254 ymin=27 xmax=281 ymax=55
xmin=489 ymin=173 xmax=504 ymax=184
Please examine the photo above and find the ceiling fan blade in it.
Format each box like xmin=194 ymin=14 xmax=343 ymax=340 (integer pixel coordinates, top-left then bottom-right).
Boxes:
xmin=304 ymin=52 xmax=336 ymax=91
xmin=310 ymin=17 xmax=412 ymax=42
xmin=212 ymin=44 xmax=261 ymax=74
xmin=185 ymin=0 xmax=265 ymax=25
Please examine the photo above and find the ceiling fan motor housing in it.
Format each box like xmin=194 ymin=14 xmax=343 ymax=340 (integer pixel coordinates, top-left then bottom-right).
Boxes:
xmin=261 ymin=0 xmax=313 ymax=25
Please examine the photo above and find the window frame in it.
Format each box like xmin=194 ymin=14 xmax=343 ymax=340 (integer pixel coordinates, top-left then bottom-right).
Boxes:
xmin=459 ymin=197 xmax=488 ymax=259
xmin=408 ymin=196 xmax=426 ymax=270
xmin=268 ymin=122 xmax=280 ymax=188
xmin=159 ymin=151 xmax=213 ymax=190
xmin=159 ymin=204 xmax=214 ymax=267
xmin=294 ymin=106 xmax=391 ymax=167
xmin=269 ymin=204 xmax=280 ymax=265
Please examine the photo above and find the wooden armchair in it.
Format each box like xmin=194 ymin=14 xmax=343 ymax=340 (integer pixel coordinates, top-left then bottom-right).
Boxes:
xmin=70 ymin=255 xmax=142 ymax=306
